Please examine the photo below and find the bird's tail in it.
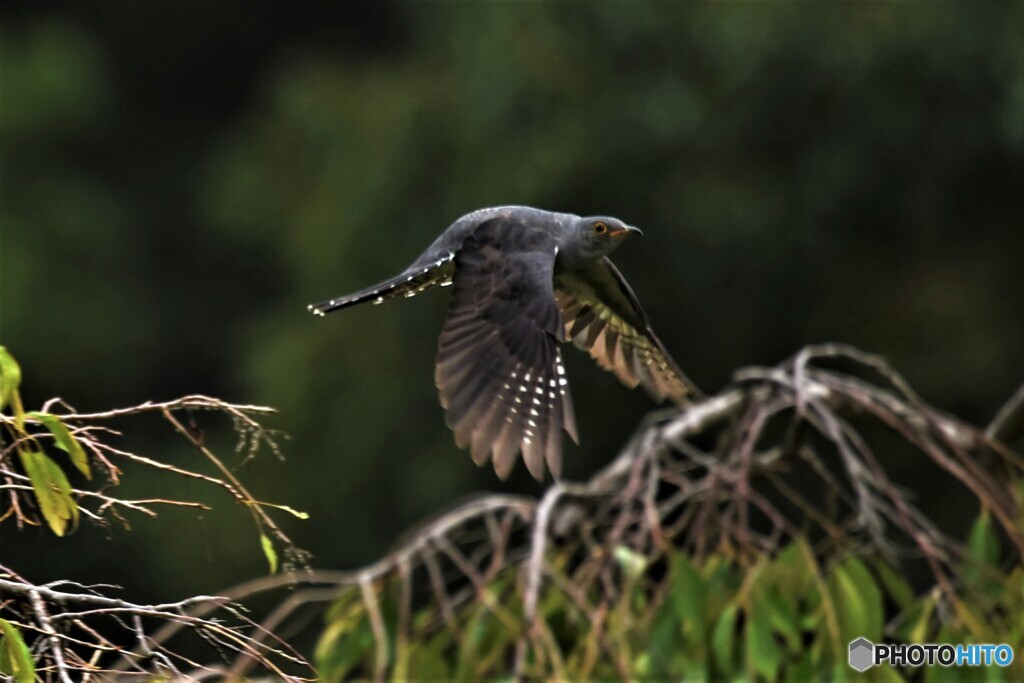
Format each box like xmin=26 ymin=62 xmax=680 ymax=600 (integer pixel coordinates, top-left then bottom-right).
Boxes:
xmin=307 ymin=254 xmax=456 ymax=316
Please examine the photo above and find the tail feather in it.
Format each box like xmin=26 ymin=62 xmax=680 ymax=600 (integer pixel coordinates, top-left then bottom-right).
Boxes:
xmin=308 ymin=252 xmax=455 ymax=316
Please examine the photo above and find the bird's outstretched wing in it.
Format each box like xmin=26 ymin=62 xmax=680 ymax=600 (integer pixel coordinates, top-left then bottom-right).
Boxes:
xmin=554 ymin=258 xmax=701 ymax=405
xmin=436 ymin=218 xmax=577 ymax=481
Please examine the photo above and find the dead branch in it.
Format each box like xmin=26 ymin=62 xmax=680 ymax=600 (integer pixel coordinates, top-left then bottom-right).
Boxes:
xmin=0 ymin=570 xmax=311 ymax=681
xmin=0 ymin=392 xmax=311 ymax=681
xmin=259 ymin=343 xmax=1021 ymax=681
xmin=5 ymin=347 xmax=1019 ymax=680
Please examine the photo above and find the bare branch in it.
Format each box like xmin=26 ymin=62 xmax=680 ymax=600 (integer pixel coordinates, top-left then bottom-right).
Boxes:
xmin=1 ymin=392 xmax=310 ymax=680
xmin=284 ymin=344 xmax=1022 ymax=680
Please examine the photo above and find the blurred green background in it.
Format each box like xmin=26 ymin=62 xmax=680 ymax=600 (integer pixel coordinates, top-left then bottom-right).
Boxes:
xmin=1 ymin=0 xmax=1021 ymax=621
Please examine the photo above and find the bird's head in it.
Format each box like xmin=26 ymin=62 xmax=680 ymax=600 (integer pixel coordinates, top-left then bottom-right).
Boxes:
xmin=563 ymin=215 xmax=643 ymax=264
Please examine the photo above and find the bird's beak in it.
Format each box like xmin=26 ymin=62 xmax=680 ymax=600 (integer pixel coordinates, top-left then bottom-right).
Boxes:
xmin=611 ymin=224 xmax=643 ymax=237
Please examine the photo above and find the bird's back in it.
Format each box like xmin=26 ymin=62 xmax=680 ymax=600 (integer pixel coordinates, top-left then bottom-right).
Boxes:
xmin=309 ymin=206 xmax=574 ymax=315
xmin=409 ymin=205 xmax=576 ymax=270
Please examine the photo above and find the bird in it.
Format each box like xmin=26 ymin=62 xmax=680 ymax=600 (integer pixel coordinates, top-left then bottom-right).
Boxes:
xmin=308 ymin=206 xmax=700 ymax=481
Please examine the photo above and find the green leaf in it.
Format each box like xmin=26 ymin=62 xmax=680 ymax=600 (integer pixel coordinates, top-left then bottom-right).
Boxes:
xmin=28 ymin=411 xmax=91 ymax=479
xmin=0 ymin=618 xmax=35 ymax=683
xmin=649 ymin=591 xmax=683 ymax=676
xmin=788 ymin=647 xmax=815 ymax=682
xmin=746 ymin=603 xmax=783 ymax=680
xmin=0 ymin=346 xmax=21 ymax=412
xmin=909 ymin=593 xmax=936 ymax=644
xmin=316 ymin=612 xmax=374 ymax=682
xmin=871 ymin=558 xmax=916 ymax=611
xmin=700 ymin=556 xmax=738 ymax=617
xmin=647 ymin=581 xmax=688 ymax=675
xmin=711 ymin=603 xmax=738 ymax=677
xmin=19 ymin=449 xmax=78 ymax=536
xmin=772 ymin=540 xmax=815 ymax=595
xmin=827 ymin=557 xmax=884 ymax=642
xmin=456 ymin=603 xmax=508 ymax=681
xmin=669 ymin=553 xmax=705 ymax=625
xmin=964 ymin=509 xmax=1000 ymax=591
xmin=967 ymin=509 xmax=999 ymax=565
xmin=764 ymin=589 xmax=801 ymax=651
xmin=874 ymin=663 xmax=907 ymax=683
xmin=408 ymin=627 xmax=453 ymax=682
xmin=260 ymin=533 xmax=278 ymax=574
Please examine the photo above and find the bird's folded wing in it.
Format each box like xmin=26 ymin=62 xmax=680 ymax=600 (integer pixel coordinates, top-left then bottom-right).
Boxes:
xmin=554 ymin=258 xmax=701 ymax=405
xmin=435 ymin=218 xmax=577 ymax=481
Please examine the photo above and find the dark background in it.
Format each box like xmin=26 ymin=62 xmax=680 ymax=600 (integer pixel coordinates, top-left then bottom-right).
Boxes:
xmin=1 ymin=0 xmax=1021 ymax=631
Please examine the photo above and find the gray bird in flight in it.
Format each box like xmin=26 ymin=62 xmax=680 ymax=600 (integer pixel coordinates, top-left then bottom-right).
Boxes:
xmin=309 ymin=206 xmax=700 ymax=481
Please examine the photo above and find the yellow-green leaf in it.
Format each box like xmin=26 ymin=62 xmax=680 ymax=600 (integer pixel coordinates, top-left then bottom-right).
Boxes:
xmin=892 ymin=598 xmax=928 ymax=644
xmin=765 ymin=589 xmax=801 ymax=650
xmin=18 ymin=449 xmax=78 ymax=536
xmin=260 ymin=503 xmax=310 ymax=520
xmin=964 ymin=509 xmax=1000 ymax=590
xmin=669 ymin=553 xmax=705 ymax=624
xmin=613 ymin=545 xmax=647 ymax=578
xmin=711 ymin=603 xmax=738 ymax=676
xmin=871 ymin=558 xmax=916 ymax=611
xmin=260 ymin=533 xmax=278 ymax=574
xmin=0 ymin=346 xmax=21 ymax=413
xmin=828 ymin=557 xmax=883 ymax=642
xmin=746 ymin=603 xmax=783 ymax=680
xmin=28 ymin=412 xmax=91 ymax=479
xmin=0 ymin=618 xmax=35 ymax=683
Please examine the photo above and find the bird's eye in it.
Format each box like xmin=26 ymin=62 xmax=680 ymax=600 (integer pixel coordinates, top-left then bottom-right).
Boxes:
xmin=593 ymin=221 xmax=608 ymax=235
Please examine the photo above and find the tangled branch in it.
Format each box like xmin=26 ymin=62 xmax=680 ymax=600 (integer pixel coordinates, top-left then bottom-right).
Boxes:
xmin=255 ymin=344 xmax=1021 ymax=681
xmin=0 ymin=395 xmax=289 ymax=532
xmin=0 ymin=565 xmax=311 ymax=681
xmin=3 ymin=345 xmax=1019 ymax=680
xmin=0 ymin=387 xmax=312 ymax=680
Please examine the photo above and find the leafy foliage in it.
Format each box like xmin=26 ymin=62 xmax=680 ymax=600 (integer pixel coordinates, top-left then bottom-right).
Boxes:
xmin=0 ymin=347 xmax=314 ymax=679
xmin=312 ymin=346 xmax=1023 ymax=681
xmin=0 ymin=618 xmax=34 ymax=683
xmin=0 ymin=346 xmax=83 ymax=535
xmin=317 ymin=525 xmax=1023 ymax=682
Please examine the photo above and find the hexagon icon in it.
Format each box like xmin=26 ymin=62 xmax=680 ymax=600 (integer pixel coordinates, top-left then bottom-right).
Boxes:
xmin=849 ymin=637 xmax=874 ymax=672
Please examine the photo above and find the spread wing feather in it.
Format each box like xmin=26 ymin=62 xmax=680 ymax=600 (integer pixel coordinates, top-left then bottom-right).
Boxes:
xmin=554 ymin=258 xmax=701 ymax=405
xmin=435 ymin=218 xmax=577 ymax=481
